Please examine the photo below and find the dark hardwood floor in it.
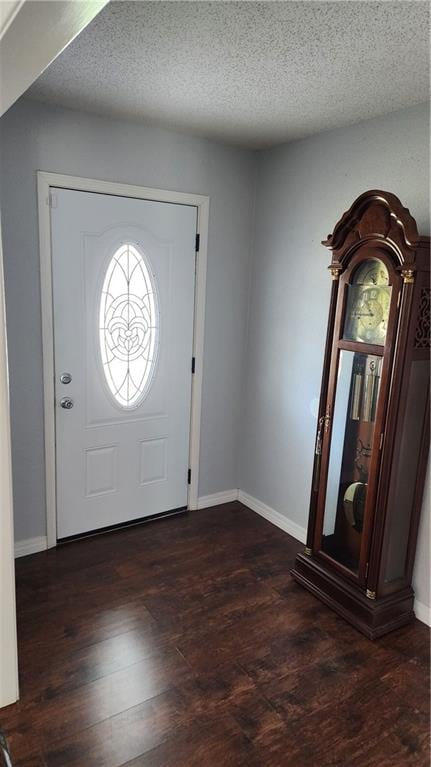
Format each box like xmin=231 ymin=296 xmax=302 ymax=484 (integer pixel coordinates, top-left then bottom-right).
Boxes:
xmin=1 ymin=502 xmax=429 ymax=766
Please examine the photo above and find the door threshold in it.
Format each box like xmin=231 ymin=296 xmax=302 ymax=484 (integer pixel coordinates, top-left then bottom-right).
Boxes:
xmin=57 ymin=506 xmax=188 ymax=545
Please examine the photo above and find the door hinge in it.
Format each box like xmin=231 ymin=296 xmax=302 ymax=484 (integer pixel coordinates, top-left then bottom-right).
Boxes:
xmin=191 ymin=357 xmax=196 ymax=374
xmin=195 ymin=233 xmax=200 ymax=253
xmin=379 ymin=432 xmax=384 ymax=450
xmin=365 ymin=562 xmax=369 ymax=579
xmin=187 ymin=468 xmax=192 ymax=485
xmin=47 ymin=191 xmax=57 ymax=208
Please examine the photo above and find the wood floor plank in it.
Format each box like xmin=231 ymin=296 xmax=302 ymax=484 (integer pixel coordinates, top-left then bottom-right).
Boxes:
xmin=14 ymin=755 xmax=47 ymax=767
xmin=258 ymin=643 xmax=401 ymax=724
xmin=17 ymin=599 xmax=158 ymax=662
xmin=18 ymin=628 xmax=177 ymax=701
xmin=5 ymin=651 xmax=190 ymax=752
xmin=42 ymin=689 xmax=231 ymax=767
xmin=121 ymin=718 xmax=257 ymax=767
xmin=264 ymin=679 xmax=429 ymax=767
xmin=349 ymin=723 xmax=431 ymax=767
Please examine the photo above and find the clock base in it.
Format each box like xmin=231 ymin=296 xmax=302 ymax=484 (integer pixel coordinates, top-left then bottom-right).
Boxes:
xmin=291 ymin=553 xmax=415 ymax=640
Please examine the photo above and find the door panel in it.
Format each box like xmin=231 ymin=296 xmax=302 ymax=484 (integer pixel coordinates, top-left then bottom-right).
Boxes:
xmin=51 ymin=188 xmax=197 ymax=538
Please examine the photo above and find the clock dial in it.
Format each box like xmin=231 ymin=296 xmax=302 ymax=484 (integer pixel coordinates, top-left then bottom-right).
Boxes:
xmin=343 ymin=260 xmax=392 ymax=345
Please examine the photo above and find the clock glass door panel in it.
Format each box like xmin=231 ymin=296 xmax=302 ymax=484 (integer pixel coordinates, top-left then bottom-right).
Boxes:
xmin=343 ymin=259 xmax=391 ymax=345
xmin=320 ymin=350 xmax=382 ymax=573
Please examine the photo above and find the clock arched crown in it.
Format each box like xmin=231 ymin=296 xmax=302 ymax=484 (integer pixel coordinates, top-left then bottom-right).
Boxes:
xmin=323 ymin=190 xmax=420 ymax=278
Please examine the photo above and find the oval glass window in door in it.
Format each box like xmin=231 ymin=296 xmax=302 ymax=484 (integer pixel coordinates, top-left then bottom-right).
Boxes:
xmin=99 ymin=243 xmax=159 ymax=408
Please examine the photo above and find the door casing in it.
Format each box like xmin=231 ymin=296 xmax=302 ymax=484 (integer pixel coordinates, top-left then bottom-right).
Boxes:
xmin=37 ymin=171 xmax=209 ymax=547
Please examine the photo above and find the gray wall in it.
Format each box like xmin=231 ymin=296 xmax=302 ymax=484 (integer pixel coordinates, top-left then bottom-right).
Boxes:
xmin=239 ymin=103 xmax=430 ymax=610
xmin=0 ymin=98 xmax=255 ymax=541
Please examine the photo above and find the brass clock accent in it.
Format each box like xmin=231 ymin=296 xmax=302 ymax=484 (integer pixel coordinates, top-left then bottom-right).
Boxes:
xmin=402 ymin=268 xmax=415 ymax=284
xmin=292 ymin=191 xmax=430 ymax=639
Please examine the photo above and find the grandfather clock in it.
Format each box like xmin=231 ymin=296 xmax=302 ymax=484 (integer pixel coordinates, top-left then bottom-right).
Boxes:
xmin=291 ymin=190 xmax=430 ymax=639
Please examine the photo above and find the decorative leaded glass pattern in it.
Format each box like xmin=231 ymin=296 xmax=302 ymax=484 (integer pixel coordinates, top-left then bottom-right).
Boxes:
xmin=414 ymin=288 xmax=430 ymax=349
xmin=99 ymin=243 xmax=159 ymax=408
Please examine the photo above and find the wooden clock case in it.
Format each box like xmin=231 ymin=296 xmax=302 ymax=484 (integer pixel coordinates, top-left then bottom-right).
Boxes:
xmin=291 ymin=190 xmax=430 ymax=639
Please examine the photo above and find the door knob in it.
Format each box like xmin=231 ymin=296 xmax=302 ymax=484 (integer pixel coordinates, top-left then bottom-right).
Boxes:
xmin=60 ymin=397 xmax=74 ymax=409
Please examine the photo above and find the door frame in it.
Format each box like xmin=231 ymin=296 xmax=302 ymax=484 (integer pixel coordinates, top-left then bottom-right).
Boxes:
xmin=37 ymin=171 xmax=209 ymax=548
xmin=0 ymin=216 xmax=19 ymax=706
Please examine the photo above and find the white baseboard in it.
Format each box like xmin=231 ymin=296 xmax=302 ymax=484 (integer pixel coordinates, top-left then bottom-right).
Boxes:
xmin=414 ymin=599 xmax=431 ymax=627
xmin=14 ymin=536 xmax=47 ymax=559
xmin=238 ymin=490 xmax=307 ymax=543
xmin=197 ymin=489 xmax=239 ymax=509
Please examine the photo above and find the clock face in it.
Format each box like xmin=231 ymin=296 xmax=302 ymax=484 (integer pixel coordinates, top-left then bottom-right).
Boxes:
xmin=347 ymin=286 xmax=391 ymax=343
xmin=343 ymin=259 xmax=392 ymax=345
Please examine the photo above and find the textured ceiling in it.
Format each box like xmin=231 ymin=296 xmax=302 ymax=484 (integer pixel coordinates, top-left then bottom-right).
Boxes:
xmin=26 ymin=1 xmax=430 ymax=148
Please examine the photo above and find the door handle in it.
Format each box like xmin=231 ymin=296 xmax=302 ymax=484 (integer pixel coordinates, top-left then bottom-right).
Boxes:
xmin=60 ymin=397 xmax=74 ymax=409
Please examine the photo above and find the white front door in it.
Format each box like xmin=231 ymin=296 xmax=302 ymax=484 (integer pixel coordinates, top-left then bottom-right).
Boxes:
xmin=51 ymin=188 xmax=197 ymax=539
